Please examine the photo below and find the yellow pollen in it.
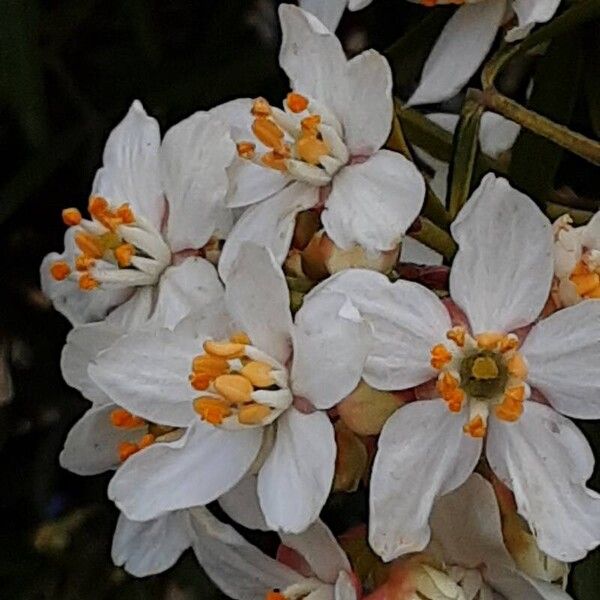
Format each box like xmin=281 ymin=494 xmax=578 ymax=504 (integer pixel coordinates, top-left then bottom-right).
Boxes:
xmin=75 ymin=254 xmax=95 ymax=271
xmin=189 ymin=372 xmax=213 ymax=391
xmin=261 ymin=151 xmax=288 ymax=172
xmin=110 ymin=408 xmax=145 ymax=429
xmin=570 ymin=261 xmax=600 ymax=297
xmin=88 ymin=195 xmax=109 ymax=217
xmin=476 ymin=332 xmax=504 ymax=350
xmin=471 ymin=356 xmax=499 ymax=380
xmin=229 ymin=331 xmax=251 ymax=345
xmin=114 ymin=243 xmax=135 ymax=267
xmin=301 ymin=114 xmax=321 ymax=132
xmin=79 ymin=273 xmax=99 ymax=291
xmin=193 ymin=396 xmax=232 ymax=425
xmin=252 ymin=117 xmax=285 ymax=152
xmin=118 ymin=441 xmax=139 ymax=462
xmin=296 ymin=134 xmax=330 ymax=166
xmin=463 ymin=415 xmax=486 ymax=438
xmin=241 ymin=361 xmax=274 ymax=388
xmin=62 ymin=208 xmax=82 ymax=226
xmin=251 ymin=97 xmax=272 ymax=117
xmin=203 ymin=340 xmax=245 ymax=359
xmin=507 ymin=352 xmax=528 ymax=379
xmin=446 ymin=327 xmax=466 ymax=347
xmin=75 ymin=232 xmax=104 ymax=259
xmin=214 ymin=374 xmax=254 ymax=404
xmin=50 ymin=261 xmax=71 ymax=281
xmin=266 ymin=591 xmax=287 ymax=600
xmin=191 ymin=355 xmax=229 ymax=377
xmin=138 ymin=433 xmax=155 ymax=450
xmin=495 ymin=386 xmax=525 ymax=422
xmin=499 ymin=335 xmax=519 ymax=353
xmin=238 ymin=402 xmax=272 ymax=425
xmin=430 ymin=344 xmax=452 ymax=369
xmin=115 ymin=203 xmax=135 ymax=224
xmin=437 ymin=372 xmax=464 ymax=412
xmin=286 ymin=92 xmax=309 ymax=113
xmin=237 ymin=141 xmax=256 ymax=159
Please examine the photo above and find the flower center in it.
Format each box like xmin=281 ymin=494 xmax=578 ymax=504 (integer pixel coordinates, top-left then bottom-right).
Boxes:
xmin=569 ymin=254 xmax=600 ymax=300
xmin=189 ymin=331 xmax=293 ymax=429
xmin=430 ymin=327 xmax=529 ymax=438
xmin=49 ymin=196 xmax=171 ymax=291
xmin=412 ymin=561 xmax=491 ymax=600
xmin=236 ymin=94 xmax=349 ymax=187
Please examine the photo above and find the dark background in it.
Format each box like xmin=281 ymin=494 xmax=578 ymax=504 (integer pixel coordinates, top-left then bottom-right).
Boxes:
xmin=1 ymin=1 xmax=598 ymax=598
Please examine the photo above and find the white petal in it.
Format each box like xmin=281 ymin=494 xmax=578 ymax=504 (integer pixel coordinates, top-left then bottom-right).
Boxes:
xmin=582 ymin=210 xmax=600 ymax=249
xmin=258 ymin=408 xmax=335 ymax=533
xmin=109 ymin=421 xmax=263 ymax=521
xmin=112 ymin=510 xmax=192 ymax=576
xmin=225 ymin=243 xmax=293 ymax=364
xmin=105 ymin=285 xmax=154 ymax=329
xmin=343 ymin=50 xmax=393 ymax=155
xmin=486 ymin=565 xmax=573 ymax=600
xmin=89 ymin=328 xmax=201 ymax=427
xmin=507 ymin=0 xmax=562 ymax=42
xmin=487 ymin=401 xmax=600 ymax=561
xmin=312 ymin=269 xmax=450 ymax=390
xmin=280 ymin=520 xmax=350 ymax=584
xmin=334 ymin=571 xmax=358 ymax=600
xmin=299 ymin=0 xmax=348 ymax=32
xmin=522 ymin=301 xmax=600 ymax=418
xmin=60 ymin=403 xmax=145 ymax=475
xmin=407 ymin=1 xmax=506 ymax=106
xmin=291 ymin=291 xmax=368 ymax=409
xmin=399 ymin=237 xmax=443 ymax=266
xmin=146 ymin=257 xmax=224 ymax=331
xmin=218 ymin=182 xmax=317 ymax=282
xmin=430 ymin=474 xmax=512 ymax=569
xmin=322 ymin=150 xmax=425 ymax=252
xmin=92 ymin=100 xmax=164 ymax=229
xmin=210 ymin=99 xmax=290 ymax=209
xmin=479 ymin=113 xmax=521 ymax=158
xmin=219 ymin=474 xmax=270 ymax=531
xmin=190 ymin=507 xmax=302 ymax=599
xmin=450 ymin=174 xmax=553 ymax=334
xmin=161 ymin=111 xmax=236 ymax=252
xmin=369 ymin=400 xmax=482 ymax=561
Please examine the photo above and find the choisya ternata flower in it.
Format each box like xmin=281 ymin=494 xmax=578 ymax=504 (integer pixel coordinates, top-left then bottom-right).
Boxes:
xmin=552 ymin=212 xmax=600 ymax=307
xmin=364 ymin=474 xmax=572 ymax=600
xmin=315 ymin=174 xmax=600 ymax=563
xmin=300 ymin=0 xmax=562 ymax=105
xmin=87 ymin=243 xmax=368 ymax=533
xmin=214 ymin=4 xmax=425 ymax=281
xmin=41 ymin=100 xmax=235 ymax=325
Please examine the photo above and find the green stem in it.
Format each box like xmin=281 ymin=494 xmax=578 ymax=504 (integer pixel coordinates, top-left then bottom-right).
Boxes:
xmin=410 ymin=218 xmax=457 ymax=262
xmin=546 ymin=202 xmax=594 ymax=225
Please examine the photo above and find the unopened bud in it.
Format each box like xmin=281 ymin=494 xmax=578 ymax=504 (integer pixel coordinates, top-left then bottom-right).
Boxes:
xmin=333 ymin=420 xmax=368 ymax=493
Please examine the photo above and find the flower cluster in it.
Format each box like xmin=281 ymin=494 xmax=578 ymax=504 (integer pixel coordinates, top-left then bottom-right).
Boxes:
xmin=41 ymin=3 xmax=598 ymax=600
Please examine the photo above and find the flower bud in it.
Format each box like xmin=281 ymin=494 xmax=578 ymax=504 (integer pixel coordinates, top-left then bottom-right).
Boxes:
xmin=333 ymin=420 xmax=369 ymax=493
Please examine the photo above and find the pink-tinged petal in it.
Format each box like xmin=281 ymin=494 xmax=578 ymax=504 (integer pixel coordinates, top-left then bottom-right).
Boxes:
xmin=487 ymin=402 xmax=600 ymax=562
xmin=161 ymin=111 xmax=236 ymax=252
xmin=369 ymin=400 xmax=481 ymax=562
xmin=522 ymin=301 xmax=600 ymax=419
xmin=218 ymin=182 xmax=318 ymax=283
xmin=407 ymin=1 xmax=506 ymax=106
xmin=92 ymin=100 xmax=164 ymax=229
xmin=258 ymin=408 xmax=336 ymax=533
xmin=108 ymin=421 xmax=263 ymax=521
xmin=450 ymin=174 xmax=553 ymax=334
xmin=323 ymin=150 xmax=425 ymax=252
xmin=225 ymin=243 xmax=293 ymax=364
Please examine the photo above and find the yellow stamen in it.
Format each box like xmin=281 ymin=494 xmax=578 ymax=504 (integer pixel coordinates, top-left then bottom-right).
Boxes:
xmin=203 ymin=340 xmax=245 ymax=359
xmin=446 ymin=327 xmax=466 ymax=347
xmin=286 ymin=92 xmax=309 ymax=113
xmin=463 ymin=415 xmax=486 ymax=438
xmin=115 ymin=203 xmax=135 ymax=224
xmin=237 ymin=141 xmax=256 ymax=159
xmin=118 ymin=441 xmax=139 ymax=462
xmin=114 ymin=243 xmax=135 ymax=267
xmin=214 ymin=374 xmax=254 ymax=404
xmin=75 ymin=254 xmax=95 ymax=271
xmin=62 ymin=208 xmax=82 ymax=226
xmin=75 ymin=232 xmax=104 ymax=259
xmin=138 ymin=433 xmax=155 ymax=450
xmin=586 ymin=286 xmax=600 ymax=299
xmin=229 ymin=331 xmax=251 ymax=345
xmin=110 ymin=408 xmax=145 ymax=429
xmin=507 ymin=352 xmax=528 ymax=379
xmin=193 ymin=396 xmax=232 ymax=425
xmin=251 ymin=97 xmax=272 ymax=117
xmin=570 ymin=266 xmax=600 ymax=296
xmin=471 ymin=356 xmax=499 ymax=380
xmin=430 ymin=344 xmax=452 ymax=369
xmin=79 ymin=273 xmax=99 ymax=291
xmin=241 ymin=361 xmax=274 ymax=388
xmin=476 ymin=332 xmax=503 ymax=350
xmin=252 ymin=118 xmax=285 ymax=151
xmin=88 ymin=196 xmax=109 ymax=218
xmin=265 ymin=592 xmax=287 ymax=600
xmin=261 ymin=151 xmax=288 ymax=172
xmin=296 ymin=134 xmax=329 ymax=166
xmin=191 ymin=355 xmax=229 ymax=377
xmin=301 ymin=114 xmax=321 ymax=132
xmin=50 ymin=261 xmax=71 ymax=281
xmin=238 ymin=403 xmax=271 ymax=425
xmin=437 ymin=372 xmax=464 ymax=412
xmin=189 ymin=372 xmax=212 ymax=391
xmin=495 ymin=386 xmax=525 ymax=422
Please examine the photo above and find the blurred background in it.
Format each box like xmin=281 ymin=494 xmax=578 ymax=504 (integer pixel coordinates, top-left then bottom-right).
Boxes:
xmin=0 ymin=0 xmax=598 ymax=598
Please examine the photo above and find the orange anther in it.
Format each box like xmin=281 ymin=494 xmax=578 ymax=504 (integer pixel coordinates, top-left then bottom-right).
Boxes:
xmin=585 ymin=286 xmax=600 ymax=299
xmin=265 ymin=592 xmax=286 ymax=600
xmin=229 ymin=331 xmax=251 ymax=345
xmin=495 ymin=400 xmax=524 ymax=422
xmin=505 ymin=385 xmax=526 ymax=404
xmin=436 ymin=372 xmax=464 ymax=412
xmin=241 ymin=361 xmax=274 ymax=388
xmin=189 ymin=372 xmax=212 ymax=391
xmin=507 ymin=352 xmax=528 ymax=380
xmin=237 ymin=142 xmax=256 ymax=159
xmin=75 ymin=254 xmax=95 ymax=271
xmin=251 ymin=97 xmax=272 ymax=117
xmin=62 ymin=208 xmax=82 ymax=226
xmin=296 ymin=134 xmax=329 ymax=166
xmin=261 ymin=151 xmax=288 ymax=172
xmin=252 ymin=118 xmax=285 ymax=151
xmin=115 ymin=203 xmax=135 ymax=224
xmin=79 ymin=273 xmax=99 ymax=291
xmin=192 ymin=354 xmax=229 ymax=377
xmin=50 ymin=261 xmax=71 ymax=281
xmin=430 ymin=344 xmax=452 ymax=369
xmin=301 ymin=115 xmax=321 ymax=132
xmin=446 ymin=327 xmax=466 ymax=347
xmin=214 ymin=374 xmax=254 ymax=404
xmin=110 ymin=408 xmax=145 ymax=429
xmin=203 ymin=340 xmax=245 ymax=359
xmin=475 ymin=332 xmax=503 ymax=350
xmin=193 ymin=396 xmax=232 ymax=425
xmin=571 ymin=260 xmax=591 ymax=277
xmin=499 ymin=335 xmax=519 ymax=353
xmin=88 ymin=196 xmax=109 ymax=217
xmin=286 ymin=92 xmax=309 ymax=113
xmin=570 ymin=271 xmax=600 ymax=296
xmin=463 ymin=416 xmax=486 ymax=438
xmin=114 ymin=243 xmax=135 ymax=267
xmin=138 ymin=433 xmax=155 ymax=450
xmin=75 ymin=232 xmax=104 ymax=259
xmin=238 ymin=403 xmax=272 ymax=425
xmin=118 ymin=441 xmax=139 ymax=462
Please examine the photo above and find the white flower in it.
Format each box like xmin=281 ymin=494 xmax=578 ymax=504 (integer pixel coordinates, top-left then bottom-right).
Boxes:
xmin=366 ymin=474 xmax=572 ymax=600
xmin=315 ymin=173 xmax=600 ymax=563
xmin=87 ymin=243 xmax=368 ymax=533
xmin=41 ymin=100 xmax=235 ymax=325
xmin=215 ymin=4 xmax=425 ymax=281
xmin=300 ymin=0 xmax=562 ymax=106
xmin=552 ymin=212 xmax=600 ymax=307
